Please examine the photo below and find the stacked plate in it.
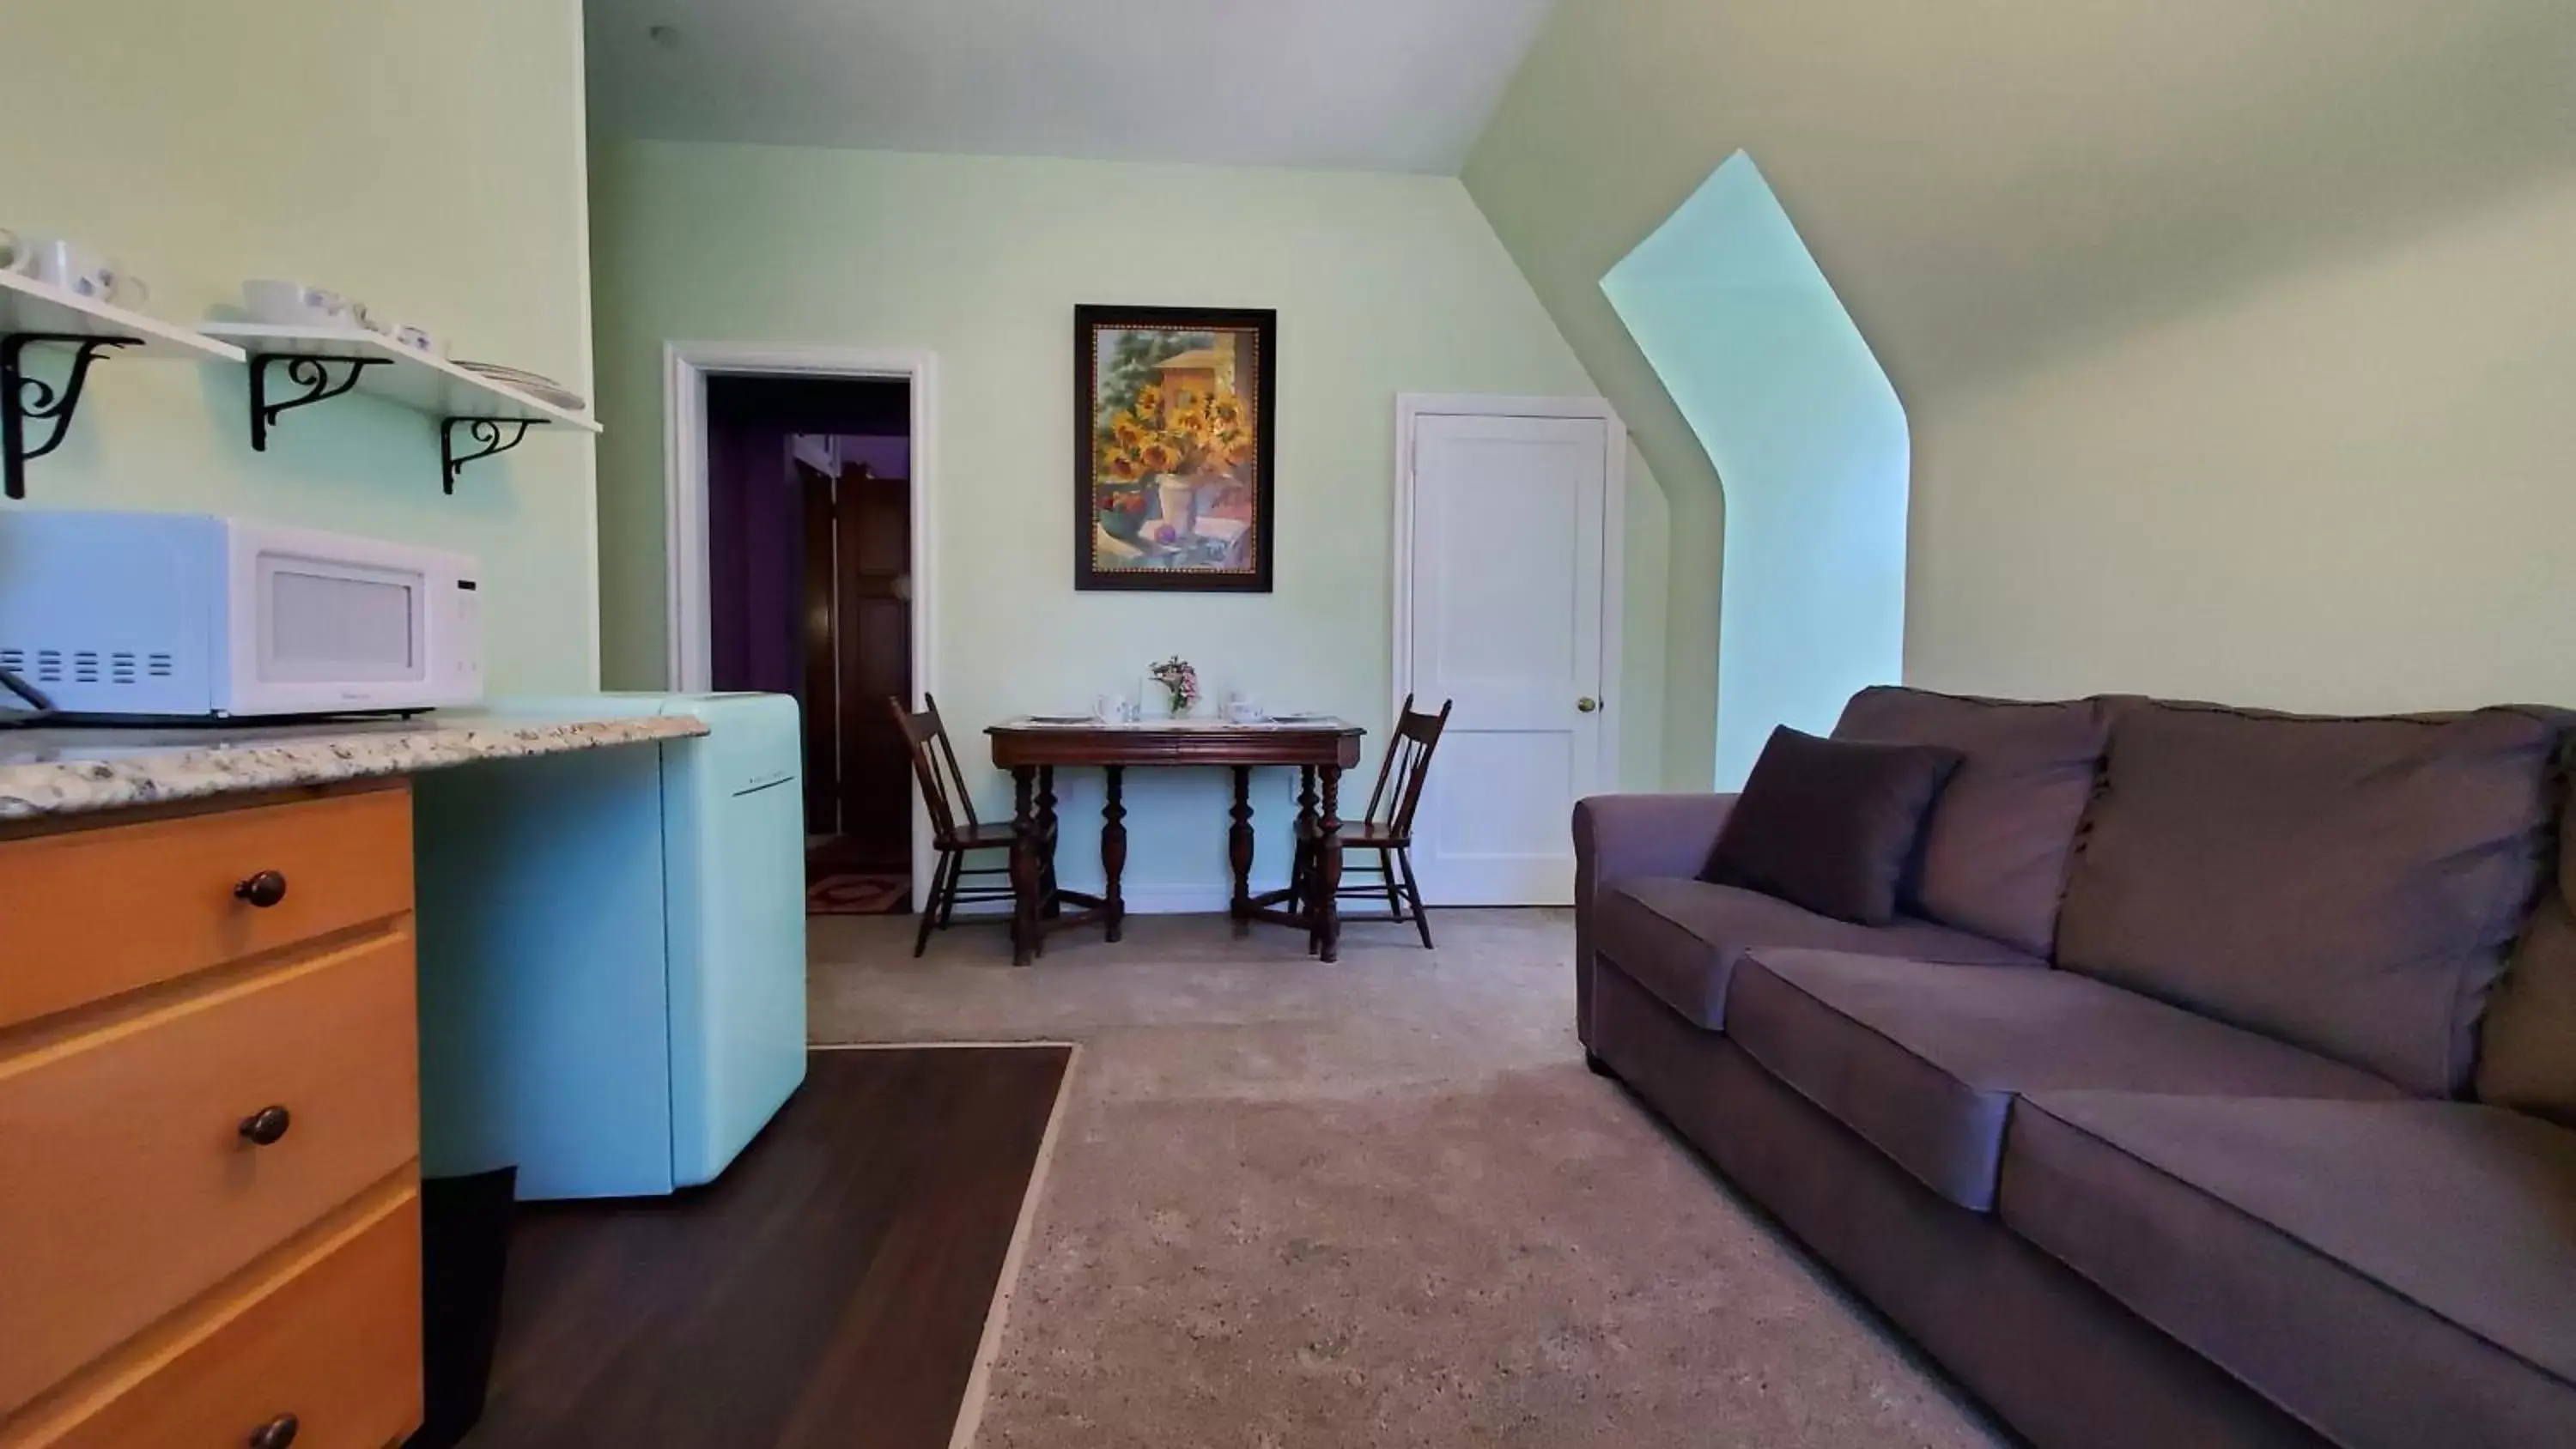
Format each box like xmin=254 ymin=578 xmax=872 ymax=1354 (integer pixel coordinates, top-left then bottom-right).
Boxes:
xmin=454 ymin=360 xmax=586 ymax=414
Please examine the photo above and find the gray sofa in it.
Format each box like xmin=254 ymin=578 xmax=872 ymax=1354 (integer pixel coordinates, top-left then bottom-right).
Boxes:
xmin=1574 ymin=687 xmax=2576 ymax=1448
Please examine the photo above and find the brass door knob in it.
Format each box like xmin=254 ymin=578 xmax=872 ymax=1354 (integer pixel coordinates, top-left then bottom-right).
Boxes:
xmin=1576 ymin=697 xmax=1599 ymax=713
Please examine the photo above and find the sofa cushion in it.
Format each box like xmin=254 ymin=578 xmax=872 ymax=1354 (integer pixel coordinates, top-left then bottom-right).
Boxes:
xmin=1703 ymin=725 xmax=1965 ymax=925
xmin=2055 ymin=700 xmax=2561 ymax=1096
xmin=2002 ymin=1093 xmax=2576 ymax=1448
xmin=1594 ymin=878 xmax=2039 ymax=1031
xmin=1726 ymin=949 xmax=2403 ymax=1211
xmin=1833 ymin=686 xmax=2109 ymax=957
xmin=2479 ymin=770 xmax=2576 ymax=1127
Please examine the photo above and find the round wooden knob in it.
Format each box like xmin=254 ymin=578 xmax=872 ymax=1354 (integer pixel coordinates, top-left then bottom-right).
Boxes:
xmin=234 ymin=870 xmax=289 ymax=908
xmin=238 ymin=1106 xmax=293 ymax=1147
xmin=248 ymin=1412 xmax=299 ymax=1449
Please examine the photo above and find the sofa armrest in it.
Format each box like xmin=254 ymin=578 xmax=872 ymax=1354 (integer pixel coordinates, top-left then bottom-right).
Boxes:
xmin=1572 ymin=793 xmax=1739 ymax=1043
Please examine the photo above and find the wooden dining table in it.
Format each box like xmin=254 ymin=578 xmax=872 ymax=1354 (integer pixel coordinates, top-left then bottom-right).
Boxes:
xmin=986 ymin=718 xmax=1365 ymax=965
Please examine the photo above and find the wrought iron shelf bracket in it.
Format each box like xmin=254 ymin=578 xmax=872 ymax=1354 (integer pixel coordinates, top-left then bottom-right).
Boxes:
xmin=3 ymin=333 xmax=140 ymax=500
xmin=247 ymin=353 xmax=389 ymax=451
xmin=441 ymin=417 xmax=543 ymax=494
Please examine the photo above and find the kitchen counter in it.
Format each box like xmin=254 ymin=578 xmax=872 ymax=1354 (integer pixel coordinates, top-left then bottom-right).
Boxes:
xmin=0 ymin=712 xmax=709 ymax=822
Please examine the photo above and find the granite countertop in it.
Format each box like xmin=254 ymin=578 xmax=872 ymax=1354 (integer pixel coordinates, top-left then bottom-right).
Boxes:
xmin=0 ymin=712 xmax=708 ymax=822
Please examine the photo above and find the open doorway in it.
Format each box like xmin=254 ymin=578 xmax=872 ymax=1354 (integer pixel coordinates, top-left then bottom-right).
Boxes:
xmin=702 ymin=373 xmax=915 ymax=914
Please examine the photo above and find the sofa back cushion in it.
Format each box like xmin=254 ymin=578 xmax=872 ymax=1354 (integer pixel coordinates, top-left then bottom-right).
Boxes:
xmin=2055 ymin=700 xmax=2561 ymax=1096
xmin=2476 ymin=765 xmax=2576 ymax=1126
xmin=1832 ymin=687 xmax=2110 ymax=956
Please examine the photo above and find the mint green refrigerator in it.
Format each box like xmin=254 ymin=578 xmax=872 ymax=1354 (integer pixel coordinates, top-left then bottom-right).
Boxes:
xmin=415 ymin=693 xmax=808 ymax=1198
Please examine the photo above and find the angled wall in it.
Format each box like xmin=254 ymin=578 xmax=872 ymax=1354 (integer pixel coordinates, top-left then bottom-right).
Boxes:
xmin=1602 ymin=154 xmax=1904 ymax=786
xmin=1467 ymin=0 xmax=2576 ymax=716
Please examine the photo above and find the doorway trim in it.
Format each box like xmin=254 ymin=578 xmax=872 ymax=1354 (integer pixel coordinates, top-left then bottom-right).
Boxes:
xmin=1391 ymin=392 xmax=1626 ymax=791
xmin=664 ymin=341 xmax=941 ymax=902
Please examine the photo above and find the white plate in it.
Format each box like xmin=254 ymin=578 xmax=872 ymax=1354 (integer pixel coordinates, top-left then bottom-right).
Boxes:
xmin=455 ymin=361 xmax=587 ymax=411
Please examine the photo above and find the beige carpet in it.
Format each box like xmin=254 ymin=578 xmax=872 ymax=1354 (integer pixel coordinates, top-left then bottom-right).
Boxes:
xmin=809 ymin=907 xmax=2008 ymax=1448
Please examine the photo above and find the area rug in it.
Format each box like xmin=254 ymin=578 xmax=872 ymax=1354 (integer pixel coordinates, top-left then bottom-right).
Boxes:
xmin=809 ymin=909 xmax=2008 ymax=1448
xmin=806 ymin=870 xmax=911 ymax=915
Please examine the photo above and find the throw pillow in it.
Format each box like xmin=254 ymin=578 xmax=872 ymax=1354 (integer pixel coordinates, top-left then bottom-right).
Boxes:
xmin=1704 ymin=724 xmax=1965 ymax=925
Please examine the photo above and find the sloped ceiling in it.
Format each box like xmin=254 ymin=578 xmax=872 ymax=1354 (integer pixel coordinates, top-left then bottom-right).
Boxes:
xmin=586 ymin=0 xmax=1556 ymax=173
xmin=1465 ymin=0 xmax=2576 ymax=410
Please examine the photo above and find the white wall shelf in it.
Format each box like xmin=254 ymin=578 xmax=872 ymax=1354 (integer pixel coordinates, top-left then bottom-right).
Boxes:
xmin=0 ymin=272 xmax=249 ymax=361
xmin=202 ymin=324 xmax=601 ymax=494
xmin=0 ymin=271 xmax=247 ymax=500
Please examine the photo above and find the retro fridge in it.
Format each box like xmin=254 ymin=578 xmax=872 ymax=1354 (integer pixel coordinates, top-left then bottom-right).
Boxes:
xmin=414 ymin=693 xmax=808 ymax=1198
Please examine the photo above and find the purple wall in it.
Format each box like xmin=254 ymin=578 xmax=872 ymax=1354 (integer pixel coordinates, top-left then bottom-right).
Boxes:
xmin=703 ymin=375 xmax=911 ymax=700
xmin=835 ymin=433 xmax=909 ymax=479
xmin=707 ymin=423 xmax=801 ymax=696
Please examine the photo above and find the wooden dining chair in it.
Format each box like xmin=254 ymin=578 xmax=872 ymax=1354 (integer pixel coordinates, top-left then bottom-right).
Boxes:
xmin=888 ymin=694 xmax=1020 ymax=956
xmin=1291 ymin=695 xmax=1453 ymax=949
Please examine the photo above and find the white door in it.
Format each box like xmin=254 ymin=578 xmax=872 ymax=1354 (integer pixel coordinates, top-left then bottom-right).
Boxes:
xmin=1400 ymin=409 xmax=1613 ymax=905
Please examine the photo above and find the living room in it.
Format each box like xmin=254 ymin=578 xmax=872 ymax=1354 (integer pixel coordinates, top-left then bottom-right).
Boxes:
xmin=1 ymin=2 xmax=2570 ymax=1446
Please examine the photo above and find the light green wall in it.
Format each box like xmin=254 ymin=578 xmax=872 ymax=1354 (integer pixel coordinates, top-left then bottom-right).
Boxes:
xmin=591 ymin=141 xmax=1662 ymax=904
xmin=1911 ymin=175 xmax=2576 ymax=708
xmin=0 ymin=1 xmax=599 ymax=691
xmin=1466 ymin=0 xmax=2576 ymax=718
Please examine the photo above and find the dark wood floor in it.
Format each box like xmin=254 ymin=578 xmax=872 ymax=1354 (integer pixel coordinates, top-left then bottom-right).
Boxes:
xmin=463 ymin=1046 xmax=1072 ymax=1449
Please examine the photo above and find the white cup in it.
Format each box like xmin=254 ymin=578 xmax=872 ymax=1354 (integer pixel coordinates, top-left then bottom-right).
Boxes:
xmin=243 ymin=279 xmax=357 ymax=328
xmin=20 ymin=237 xmax=131 ymax=303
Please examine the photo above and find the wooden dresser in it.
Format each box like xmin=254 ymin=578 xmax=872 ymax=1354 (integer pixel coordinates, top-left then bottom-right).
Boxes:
xmin=0 ymin=780 xmax=424 ymax=1449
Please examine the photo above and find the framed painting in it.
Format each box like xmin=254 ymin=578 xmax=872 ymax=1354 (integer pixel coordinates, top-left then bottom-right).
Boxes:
xmin=1075 ymin=304 xmax=1277 ymax=591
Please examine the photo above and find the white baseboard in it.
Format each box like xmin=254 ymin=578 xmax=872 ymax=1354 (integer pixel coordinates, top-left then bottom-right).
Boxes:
xmin=1114 ymin=882 xmax=1238 ymax=914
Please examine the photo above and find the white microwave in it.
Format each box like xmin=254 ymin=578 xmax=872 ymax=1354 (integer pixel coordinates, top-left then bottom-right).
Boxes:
xmin=0 ymin=510 xmax=483 ymax=719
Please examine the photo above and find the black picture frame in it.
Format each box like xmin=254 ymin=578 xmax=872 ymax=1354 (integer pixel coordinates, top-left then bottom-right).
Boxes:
xmin=1073 ymin=303 xmax=1278 ymax=592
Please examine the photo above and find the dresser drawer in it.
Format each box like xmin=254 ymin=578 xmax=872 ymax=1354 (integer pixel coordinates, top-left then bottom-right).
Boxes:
xmin=4 ymin=1185 xmax=422 ymax=1449
xmin=0 ymin=932 xmax=419 ymax=1415
xmin=0 ymin=786 xmax=413 ymax=1031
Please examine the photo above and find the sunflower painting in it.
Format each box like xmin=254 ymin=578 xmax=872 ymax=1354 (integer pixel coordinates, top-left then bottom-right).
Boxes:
xmin=1075 ymin=304 xmax=1278 ymax=591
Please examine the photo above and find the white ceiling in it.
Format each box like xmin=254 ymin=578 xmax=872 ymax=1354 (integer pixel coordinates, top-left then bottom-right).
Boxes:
xmin=585 ymin=0 xmax=1559 ymax=173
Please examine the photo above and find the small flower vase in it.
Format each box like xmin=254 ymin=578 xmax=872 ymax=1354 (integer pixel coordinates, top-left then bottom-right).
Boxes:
xmin=1153 ymin=473 xmax=1200 ymax=543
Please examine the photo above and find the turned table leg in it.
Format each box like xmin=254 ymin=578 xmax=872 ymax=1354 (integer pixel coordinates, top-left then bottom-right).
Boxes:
xmin=1037 ymin=765 xmax=1060 ymax=919
xmin=1316 ymin=765 xmax=1344 ymax=962
xmin=1101 ymin=766 xmax=1127 ymax=943
xmin=1294 ymin=767 xmax=1317 ymax=913
xmin=1009 ymin=766 xmax=1039 ymax=966
xmin=1229 ymin=766 xmax=1255 ymax=937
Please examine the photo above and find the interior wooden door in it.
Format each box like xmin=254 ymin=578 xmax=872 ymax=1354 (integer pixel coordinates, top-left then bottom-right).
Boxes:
xmin=1402 ymin=410 xmax=1611 ymax=905
xmin=833 ymin=466 xmax=913 ymax=870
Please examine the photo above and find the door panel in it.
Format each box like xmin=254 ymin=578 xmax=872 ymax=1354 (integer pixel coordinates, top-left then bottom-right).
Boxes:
xmin=799 ymin=464 xmax=839 ymax=832
xmin=1406 ymin=412 xmax=1609 ymax=905
xmin=834 ymin=470 xmax=913 ymax=871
